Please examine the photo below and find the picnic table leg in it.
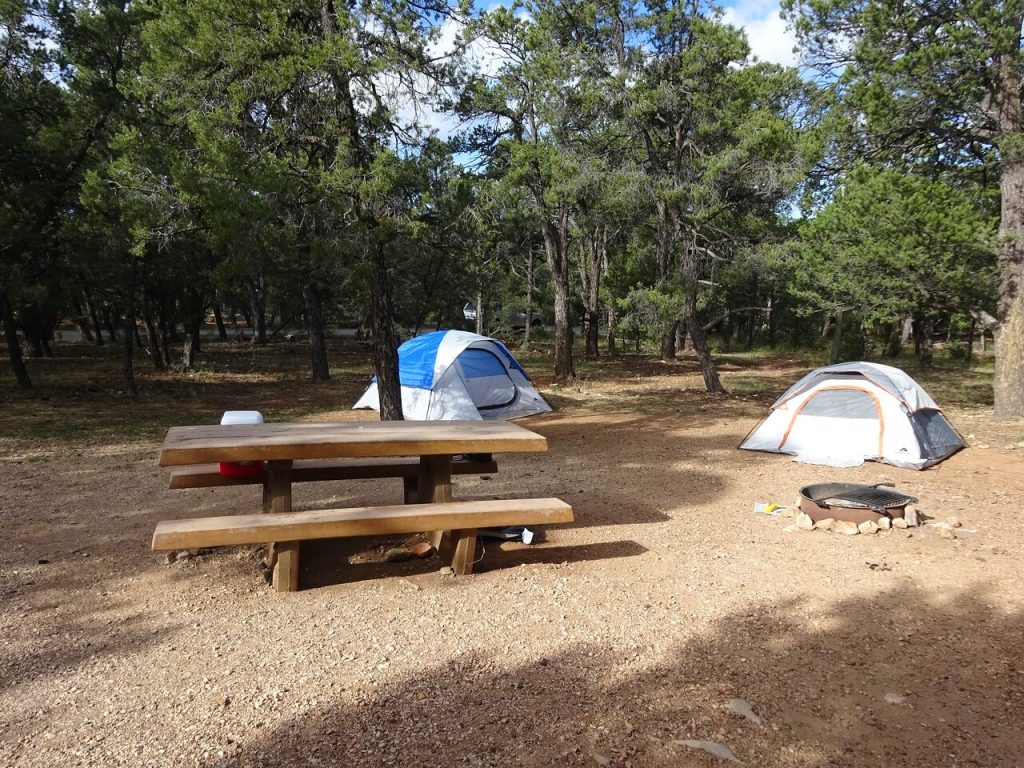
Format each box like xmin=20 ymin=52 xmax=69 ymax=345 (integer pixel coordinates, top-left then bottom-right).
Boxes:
xmin=403 ymin=476 xmax=418 ymax=505
xmin=266 ymin=459 xmax=299 ymax=592
xmin=417 ymin=455 xmax=453 ymax=550
xmin=261 ymin=477 xmax=273 ymax=569
xmin=448 ymin=529 xmax=479 ymax=575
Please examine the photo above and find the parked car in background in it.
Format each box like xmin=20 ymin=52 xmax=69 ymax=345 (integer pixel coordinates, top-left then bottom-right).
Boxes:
xmin=463 ymin=302 xmax=543 ymax=330
xmin=509 ymin=309 xmax=542 ymax=329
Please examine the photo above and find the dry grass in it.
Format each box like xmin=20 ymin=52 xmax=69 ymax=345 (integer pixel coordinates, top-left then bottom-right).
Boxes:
xmin=0 ymin=337 xmax=1009 ymax=459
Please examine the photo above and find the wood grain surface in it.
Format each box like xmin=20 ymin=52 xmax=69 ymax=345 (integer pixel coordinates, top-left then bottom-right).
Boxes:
xmin=159 ymin=420 xmax=548 ymax=466
xmin=151 ymin=497 xmax=573 ymax=550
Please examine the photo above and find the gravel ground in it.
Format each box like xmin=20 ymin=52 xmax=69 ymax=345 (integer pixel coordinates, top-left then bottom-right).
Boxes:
xmin=1 ymin=373 xmax=1023 ymax=768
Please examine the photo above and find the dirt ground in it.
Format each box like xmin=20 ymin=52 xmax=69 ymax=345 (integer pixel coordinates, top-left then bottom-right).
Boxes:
xmin=1 ymin=343 xmax=1023 ymax=767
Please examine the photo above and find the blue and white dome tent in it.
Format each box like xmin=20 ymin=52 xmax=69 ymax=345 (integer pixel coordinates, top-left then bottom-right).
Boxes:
xmin=353 ymin=330 xmax=552 ymax=420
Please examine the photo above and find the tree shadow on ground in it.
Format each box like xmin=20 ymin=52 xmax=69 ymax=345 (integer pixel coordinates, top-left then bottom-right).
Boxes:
xmin=245 ymin=410 xmax=746 ymax=532
xmin=194 ymin=583 xmax=1023 ymax=768
xmin=0 ymin=559 xmax=185 ymax=695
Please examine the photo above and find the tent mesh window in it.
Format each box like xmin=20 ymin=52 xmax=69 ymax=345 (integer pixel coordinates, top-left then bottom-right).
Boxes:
xmin=799 ymin=389 xmax=879 ymax=419
xmin=911 ymin=410 xmax=964 ymax=457
xmin=457 ymin=348 xmax=517 ymax=410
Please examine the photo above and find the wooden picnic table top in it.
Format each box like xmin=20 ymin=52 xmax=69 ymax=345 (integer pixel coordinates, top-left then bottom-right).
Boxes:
xmin=158 ymin=420 xmax=548 ymax=466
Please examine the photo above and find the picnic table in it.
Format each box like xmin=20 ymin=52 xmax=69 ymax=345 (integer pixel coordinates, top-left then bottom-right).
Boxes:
xmin=154 ymin=420 xmax=572 ymax=591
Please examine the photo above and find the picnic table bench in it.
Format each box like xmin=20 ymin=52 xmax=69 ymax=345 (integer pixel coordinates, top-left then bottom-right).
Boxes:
xmin=153 ymin=420 xmax=572 ymax=591
xmin=169 ymin=455 xmax=498 ymax=505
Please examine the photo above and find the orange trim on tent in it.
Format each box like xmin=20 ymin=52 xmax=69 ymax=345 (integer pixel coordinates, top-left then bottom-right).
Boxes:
xmin=776 ymin=371 xmax=913 ymax=411
xmin=778 ymin=385 xmax=886 ymax=457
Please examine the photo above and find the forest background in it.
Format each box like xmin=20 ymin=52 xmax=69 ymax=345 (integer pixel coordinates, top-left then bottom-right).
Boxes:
xmin=2 ymin=0 xmax=1021 ymax=418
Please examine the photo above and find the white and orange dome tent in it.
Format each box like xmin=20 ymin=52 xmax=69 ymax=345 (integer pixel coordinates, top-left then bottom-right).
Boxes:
xmin=739 ymin=362 xmax=965 ymax=469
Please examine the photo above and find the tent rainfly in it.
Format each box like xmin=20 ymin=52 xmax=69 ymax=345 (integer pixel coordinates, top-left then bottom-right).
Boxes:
xmin=739 ymin=361 xmax=965 ymax=470
xmin=353 ymin=330 xmax=552 ymax=420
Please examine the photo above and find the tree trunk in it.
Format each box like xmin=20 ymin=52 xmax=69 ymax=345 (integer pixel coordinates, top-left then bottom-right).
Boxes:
xmin=212 ymin=301 xmax=229 ymax=341
xmin=661 ymin=325 xmax=677 ymax=360
xmin=540 ymin=208 xmax=574 ymax=379
xmin=475 ymin=290 xmax=484 ymax=336
xmin=767 ymin=293 xmax=777 ymax=348
xmin=166 ymin=313 xmax=181 ymax=343
xmin=966 ymin=319 xmax=975 ymax=365
xmin=994 ymin=157 xmax=1024 ymax=418
xmin=103 ymin=306 xmax=119 ymax=343
xmin=686 ymin=315 xmax=725 ymax=394
xmin=655 ymin=202 xmax=678 ymax=362
xmin=71 ymin=294 xmax=94 ymax=343
xmin=830 ymin=309 xmax=844 ymax=363
xmin=239 ymin=305 xmax=253 ymax=335
xmin=917 ymin=316 xmax=935 ymax=366
xmin=524 ymin=246 xmax=535 ymax=348
xmin=181 ymin=289 xmax=204 ymax=367
xmin=229 ymin=307 xmax=242 ymax=340
xmin=157 ymin=307 xmax=173 ymax=367
xmin=606 ymin=303 xmax=617 ymax=355
xmin=249 ymin=276 xmax=268 ymax=345
xmin=369 ymin=244 xmax=403 ymax=420
xmin=24 ymin=326 xmax=45 ymax=358
xmin=304 ymin=282 xmax=330 ymax=381
xmin=580 ymin=226 xmax=603 ymax=359
xmin=551 ymin=256 xmax=573 ymax=378
xmin=885 ymin=322 xmax=903 ymax=358
xmin=900 ymin=315 xmax=913 ymax=347
xmin=722 ymin=314 xmax=733 ymax=353
xmin=1 ymin=289 xmax=31 ymax=389
xmin=584 ymin=308 xmax=600 ymax=359
xmin=182 ymin=318 xmax=203 ymax=370
xmin=144 ymin=318 xmax=164 ymax=370
xmin=84 ymin=289 xmax=104 ymax=345
xmin=743 ymin=275 xmax=759 ymax=351
xmin=182 ymin=334 xmax=197 ymax=371
xmin=142 ymin=293 xmax=165 ymax=371
xmin=123 ymin=291 xmax=138 ymax=395
xmin=682 ymin=245 xmax=724 ymax=394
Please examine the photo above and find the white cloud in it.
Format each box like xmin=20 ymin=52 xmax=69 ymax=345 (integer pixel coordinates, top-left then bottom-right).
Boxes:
xmin=721 ymin=0 xmax=799 ymax=67
xmin=387 ymin=15 xmax=513 ymax=141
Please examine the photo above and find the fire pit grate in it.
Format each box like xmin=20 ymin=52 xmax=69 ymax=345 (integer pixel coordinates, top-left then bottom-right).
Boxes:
xmin=821 ymin=486 xmax=918 ymax=511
